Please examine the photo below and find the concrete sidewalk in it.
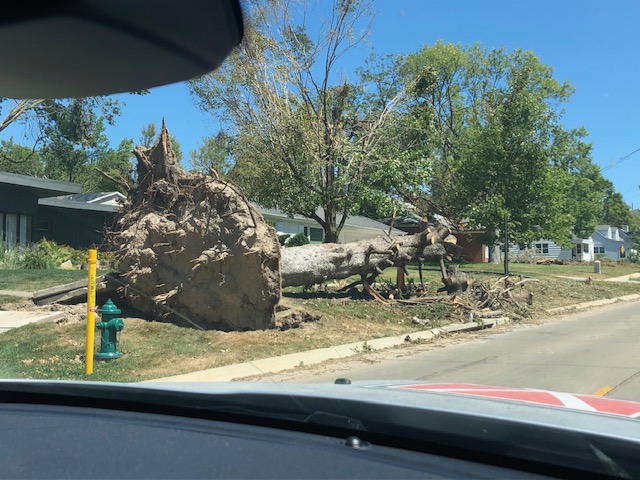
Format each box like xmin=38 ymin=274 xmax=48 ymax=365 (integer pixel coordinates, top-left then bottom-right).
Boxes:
xmin=554 ymin=272 xmax=640 ymax=283
xmin=0 ymin=310 xmax=65 ymax=333
xmin=603 ymin=273 xmax=640 ymax=282
xmin=0 ymin=290 xmax=33 ymax=298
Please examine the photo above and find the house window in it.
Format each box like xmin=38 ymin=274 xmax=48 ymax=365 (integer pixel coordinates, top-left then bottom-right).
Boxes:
xmin=576 ymin=244 xmax=582 ymax=254
xmin=1 ymin=212 xmax=32 ymax=248
xmin=535 ymin=243 xmax=549 ymax=254
xmin=276 ymin=222 xmax=299 ymax=235
xmin=38 ymin=220 xmax=51 ymax=232
xmin=583 ymin=244 xmax=589 ymax=253
xmin=304 ymin=226 xmax=324 ymax=242
xmin=594 ymin=246 xmax=605 ymax=254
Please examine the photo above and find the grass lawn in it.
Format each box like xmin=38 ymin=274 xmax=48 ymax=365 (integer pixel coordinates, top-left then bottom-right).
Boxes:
xmin=0 ymin=298 xmax=456 ymax=382
xmin=371 ymin=260 xmax=640 ymax=283
xmin=455 ymin=261 xmax=640 ymax=280
xmin=0 ymin=269 xmax=109 ymax=292
xmin=1 ymin=262 xmax=640 ymax=382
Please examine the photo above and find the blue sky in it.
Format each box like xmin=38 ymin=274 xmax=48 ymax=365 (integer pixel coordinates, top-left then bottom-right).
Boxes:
xmin=3 ymin=0 xmax=640 ymax=205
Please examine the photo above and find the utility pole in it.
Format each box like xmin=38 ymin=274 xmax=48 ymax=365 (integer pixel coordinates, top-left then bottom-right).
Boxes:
xmin=503 ymin=214 xmax=509 ymax=276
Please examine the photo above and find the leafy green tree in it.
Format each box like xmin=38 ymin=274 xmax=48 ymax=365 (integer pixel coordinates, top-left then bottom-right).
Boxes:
xmin=139 ymin=122 xmax=157 ymax=148
xmin=40 ymin=99 xmax=110 ymax=183
xmin=0 ymin=139 xmax=44 ymax=176
xmin=190 ymin=131 xmax=235 ymax=176
xmin=83 ymin=139 xmax=134 ymax=193
xmin=0 ymin=90 xmax=147 ymax=135
xmin=601 ymin=187 xmax=631 ymax=227
xmin=189 ymin=0 xmax=404 ymax=242
xmin=1 ymin=96 xmax=137 ymax=194
xmin=395 ymin=42 xmax=612 ymax=247
xmin=138 ymin=122 xmax=183 ymax=162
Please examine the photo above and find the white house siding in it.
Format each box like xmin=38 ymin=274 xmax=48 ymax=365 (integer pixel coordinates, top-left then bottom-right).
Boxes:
xmin=258 ymin=206 xmax=405 ymax=245
xmin=272 ymin=220 xmax=324 ymax=243
xmin=508 ymin=239 xmax=562 ymax=259
xmin=339 ymin=226 xmax=393 ymax=243
xmin=275 ymin=221 xmax=303 ymax=236
xmin=508 ymin=238 xmax=599 ymax=262
xmin=557 ymin=238 xmax=594 ymax=262
xmin=592 ymin=230 xmax=633 ymax=260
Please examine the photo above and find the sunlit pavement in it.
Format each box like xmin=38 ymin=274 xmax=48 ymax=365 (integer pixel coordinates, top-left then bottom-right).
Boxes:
xmin=276 ymin=301 xmax=640 ymax=402
xmin=0 ymin=311 xmax=64 ymax=333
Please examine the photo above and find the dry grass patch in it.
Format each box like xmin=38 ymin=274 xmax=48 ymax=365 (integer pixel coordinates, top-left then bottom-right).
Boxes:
xmin=0 ymin=295 xmax=456 ymax=382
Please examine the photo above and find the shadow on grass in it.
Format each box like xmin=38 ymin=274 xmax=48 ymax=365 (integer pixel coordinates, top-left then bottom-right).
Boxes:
xmin=282 ymin=289 xmax=369 ymax=301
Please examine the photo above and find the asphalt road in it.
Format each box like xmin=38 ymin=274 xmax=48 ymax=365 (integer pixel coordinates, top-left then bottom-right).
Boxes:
xmin=269 ymin=301 xmax=640 ymax=401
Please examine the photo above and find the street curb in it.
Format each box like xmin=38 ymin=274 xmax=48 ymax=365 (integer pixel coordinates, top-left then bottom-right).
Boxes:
xmin=146 ymin=292 xmax=640 ymax=384
xmin=544 ymin=293 xmax=640 ymax=314
xmin=146 ymin=317 xmax=510 ymax=383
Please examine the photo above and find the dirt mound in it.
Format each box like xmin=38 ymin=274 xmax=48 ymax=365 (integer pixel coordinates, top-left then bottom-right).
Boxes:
xmin=110 ymin=124 xmax=281 ymax=331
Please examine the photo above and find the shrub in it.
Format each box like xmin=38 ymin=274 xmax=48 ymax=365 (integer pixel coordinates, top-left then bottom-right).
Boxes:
xmin=21 ymin=243 xmax=57 ymax=269
xmin=0 ymin=239 xmax=119 ymax=270
xmin=286 ymin=233 xmax=310 ymax=247
xmin=278 ymin=234 xmax=291 ymax=246
xmin=0 ymin=243 xmax=24 ymax=269
xmin=35 ymin=238 xmax=75 ymax=266
xmin=512 ymin=247 xmax=537 ymax=264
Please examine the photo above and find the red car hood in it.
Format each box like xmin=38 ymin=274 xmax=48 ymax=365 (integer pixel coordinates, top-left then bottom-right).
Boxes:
xmin=390 ymin=382 xmax=640 ymax=418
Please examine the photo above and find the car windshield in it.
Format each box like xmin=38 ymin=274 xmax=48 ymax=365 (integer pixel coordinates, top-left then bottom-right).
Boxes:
xmin=1 ymin=0 xmax=640 ymax=408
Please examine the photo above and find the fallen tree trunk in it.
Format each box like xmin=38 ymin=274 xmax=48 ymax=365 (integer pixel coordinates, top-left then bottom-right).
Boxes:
xmin=280 ymin=226 xmax=460 ymax=288
xmin=108 ymin=123 xmax=465 ymax=331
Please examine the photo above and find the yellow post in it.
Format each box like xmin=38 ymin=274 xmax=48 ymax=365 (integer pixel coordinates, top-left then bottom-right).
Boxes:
xmin=85 ymin=249 xmax=97 ymax=375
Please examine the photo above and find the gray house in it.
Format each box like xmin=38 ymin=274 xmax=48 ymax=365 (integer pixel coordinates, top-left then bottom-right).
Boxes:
xmin=508 ymin=225 xmax=634 ymax=262
xmin=591 ymin=225 xmax=634 ymax=259
xmin=254 ymin=205 xmax=406 ymax=244
xmin=0 ymin=171 xmax=81 ymax=247
xmin=37 ymin=192 xmax=125 ymax=248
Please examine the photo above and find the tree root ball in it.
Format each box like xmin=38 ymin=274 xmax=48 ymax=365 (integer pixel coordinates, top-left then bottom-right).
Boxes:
xmin=111 ymin=124 xmax=281 ymax=331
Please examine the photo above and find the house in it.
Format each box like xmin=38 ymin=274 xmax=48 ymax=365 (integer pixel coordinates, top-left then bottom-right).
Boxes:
xmin=592 ymin=224 xmax=634 ymax=260
xmin=35 ymin=197 xmax=403 ymax=248
xmin=37 ymin=192 xmax=125 ymax=249
xmin=1 ymin=170 xmax=403 ymax=249
xmin=255 ymin=205 xmax=406 ymax=243
xmin=0 ymin=171 xmax=81 ymax=247
xmin=508 ymin=225 xmax=634 ymax=262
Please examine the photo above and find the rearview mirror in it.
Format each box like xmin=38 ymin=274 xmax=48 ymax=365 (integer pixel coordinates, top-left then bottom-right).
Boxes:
xmin=0 ymin=0 xmax=243 ymax=99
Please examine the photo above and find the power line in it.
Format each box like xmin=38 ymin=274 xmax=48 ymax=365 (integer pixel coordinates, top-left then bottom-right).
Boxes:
xmin=601 ymin=147 xmax=640 ymax=173
xmin=621 ymin=185 xmax=640 ymax=195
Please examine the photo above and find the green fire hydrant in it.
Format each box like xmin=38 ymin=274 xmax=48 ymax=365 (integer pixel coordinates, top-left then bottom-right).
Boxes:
xmin=96 ymin=299 xmax=124 ymax=359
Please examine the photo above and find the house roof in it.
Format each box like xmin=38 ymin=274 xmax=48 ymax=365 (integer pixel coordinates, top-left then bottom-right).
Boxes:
xmin=0 ymin=171 xmax=81 ymax=197
xmin=61 ymin=192 xmax=125 ymax=205
xmin=381 ymin=213 xmax=484 ymax=234
xmin=253 ymin=204 xmax=406 ymax=235
xmin=593 ymin=230 xmax=624 ymax=243
xmin=39 ymin=192 xmax=124 ymax=213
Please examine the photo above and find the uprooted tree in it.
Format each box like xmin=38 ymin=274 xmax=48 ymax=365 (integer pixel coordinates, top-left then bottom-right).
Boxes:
xmin=110 ymin=125 xmax=465 ymax=331
xmin=110 ymin=124 xmax=281 ymax=331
